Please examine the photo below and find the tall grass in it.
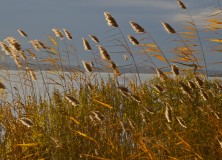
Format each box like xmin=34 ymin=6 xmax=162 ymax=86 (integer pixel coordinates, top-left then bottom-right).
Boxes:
xmin=0 ymin=0 xmax=222 ymax=159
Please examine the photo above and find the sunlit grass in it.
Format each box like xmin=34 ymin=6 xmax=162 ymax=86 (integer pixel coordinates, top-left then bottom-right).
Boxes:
xmin=0 ymin=0 xmax=222 ymax=159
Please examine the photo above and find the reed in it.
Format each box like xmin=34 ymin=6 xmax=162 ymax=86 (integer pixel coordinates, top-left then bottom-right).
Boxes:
xmin=0 ymin=2 xmax=221 ymax=159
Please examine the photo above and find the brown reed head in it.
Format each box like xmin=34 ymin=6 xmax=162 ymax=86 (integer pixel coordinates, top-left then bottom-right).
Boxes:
xmin=0 ymin=42 xmax=11 ymax=55
xmin=4 ymin=37 xmax=21 ymax=51
xmin=156 ymin=68 xmax=168 ymax=80
xmin=19 ymin=117 xmax=34 ymax=128
xmin=52 ymin=28 xmax=63 ymax=38
xmin=195 ymin=76 xmax=204 ymax=87
xmin=129 ymin=21 xmax=145 ymax=33
xmin=17 ymin=29 xmax=28 ymax=37
xmin=104 ymin=12 xmax=118 ymax=27
xmin=171 ymin=64 xmax=180 ymax=76
xmin=98 ymin=45 xmax=111 ymax=61
xmin=65 ymin=95 xmax=80 ymax=106
xmin=110 ymin=61 xmax=121 ymax=76
xmin=179 ymin=81 xmax=191 ymax=95
xmin=128 ymin=35 xmax=140 ymax=45
xmin=161 ymin=21 xmax=176 ymax=34
xmin=177 ymin=0 xmax=186 ymax=9
xmin=89 ymin=35 xmax=100 ymax=44
xmin=82 ymin=38 xmax=92 ymax=51
xmin=63 ymin=29 xmax=72 ymax=40
xmin=82 ymin=61 xmax=92 ymax=72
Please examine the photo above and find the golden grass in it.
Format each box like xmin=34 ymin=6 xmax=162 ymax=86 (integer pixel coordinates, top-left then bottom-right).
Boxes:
xmin=0 ymin=1 xmax=222 ymax=159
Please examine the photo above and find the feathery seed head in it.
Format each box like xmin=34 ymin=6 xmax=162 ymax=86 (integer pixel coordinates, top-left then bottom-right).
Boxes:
xmin=129 ymin=21 xmax=145 ymax=33
xmin=177 ymin=0 xmax=186 ymax=9
xmin=17 ymin=29 xmax=28 ymax=37
xmin=82 ymin=61 xmax=92 ymax=72
xmin=52 ymin=28 xmax=63 ymax=38
xmin=179 ymin=81 xmax=191 ymax=95
xmin=98 ymin=45 xmax=111 ymax=61
xmin=82 ymin=38 xmax=91 ymax=51
xmin=188 ymin=80 xmax=196 ymax=89
xmin=19 ymin=117 xmax=34 ymax=128
xmin=4 ymin=37 xmax=21 ymax=51
xmin=154 ymin=84 xmax=163 ymax=92
xmin=128 ymin=35 xmax=140 ymax=45
xmin=104 ymin=12 xmax=118 ymax=28
xmin=89 ymin=35 xmax=100 ymax=43
xmin=0 ymin=42 xmax=11 ymax=55
xmin=63 ymin=29 xmax=72 ymax=40
xmin=156 ymin=68 xmax=168 ymax=80
xmin=65 ymin=95 xmax=80 ymax=106
xmin=195 ymin=76 xmax=204 ymax=87
xmin=171 ymin=64 xmax=180 ymax=76
xmin=161 ymin=21 xmax=176 ymax=34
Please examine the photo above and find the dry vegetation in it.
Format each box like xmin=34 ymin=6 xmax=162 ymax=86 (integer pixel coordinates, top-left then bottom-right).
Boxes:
xmin=0 ymin=0 xmax=222 ymax=159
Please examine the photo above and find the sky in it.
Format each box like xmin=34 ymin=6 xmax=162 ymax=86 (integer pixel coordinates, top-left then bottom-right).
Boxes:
xmin=0 ymin=0 xmax=221 ymax=70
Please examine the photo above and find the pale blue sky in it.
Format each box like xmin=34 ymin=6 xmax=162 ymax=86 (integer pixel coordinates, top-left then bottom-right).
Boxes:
xmin=0 ymin=0 xmax=221 ymax=69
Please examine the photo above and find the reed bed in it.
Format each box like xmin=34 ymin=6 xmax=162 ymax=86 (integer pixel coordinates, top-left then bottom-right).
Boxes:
xmin=0 ymin=1 xmax=222 ymax=159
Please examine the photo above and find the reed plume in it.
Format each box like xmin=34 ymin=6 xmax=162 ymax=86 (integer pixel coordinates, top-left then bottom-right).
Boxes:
xmin=89 ymin=35 xmax=100 ymax=43
xmin=17 ymin=29 xmax=28 ymax=37
xmin=98 ymin=45 xmax=111 ymax=61
xmin=4 ymin=37 xmax=21 ymax=51
xmin=177 ymin=0 xmax=186 ymax=9
xmin=0 ymin=42 xmax=11 ymax=55
xmin=0 ymin=81 xmax=6 ymax=90
xmin=82 ymin=38 xmax=91 ymax=51
xmin=156 ymin=68 xmax=168 ymax=80
xmin=129 ymin=21 xmax=145 ymax=33
xmin=63 ymin=29 xmax=72 ymax=40
xmin=82 ymin=61 xmax=92 ymax=72
xmin=65 ymin=95 xmax=80 ymax=106
xmin=161 ymin=21 xmax=176 ymax=34
xmin=104 ymin=12 xmax=118 ymax=27
xmin=19 ymin=117 xmax=34 ymax=128
xmin=171 ymin=64 xmax=180 ymax=76
xmin=128 ymin=35 xmax=140 ymax=45
xmin=52 ymin=28 xmax=63 ymax=38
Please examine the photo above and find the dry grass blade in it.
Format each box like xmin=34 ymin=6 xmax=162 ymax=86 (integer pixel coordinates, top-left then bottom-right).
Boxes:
xmin=129 ymin=21 xmax=145 ymax=33
xmin=161 ymin=21 xmax=176 ymax=34
xmin=104 ymin=12 xmax=118 ymax=27
xmin=176 ymin=117 xmax=187 ymax=128
xmin=82 ymin=61 xmax=92 ymax=72
xmin=82 ymin=38 xmax=91 ymax=51
xmin=92 ymin=99 xmax=113 ymax=109
xmin=165 ymin=105 xmax=172 ymax=123
xmin=65 ymin=95 xmax=80 ymax=106
xmin=128 ymin=35 xmax=140 ymax=45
